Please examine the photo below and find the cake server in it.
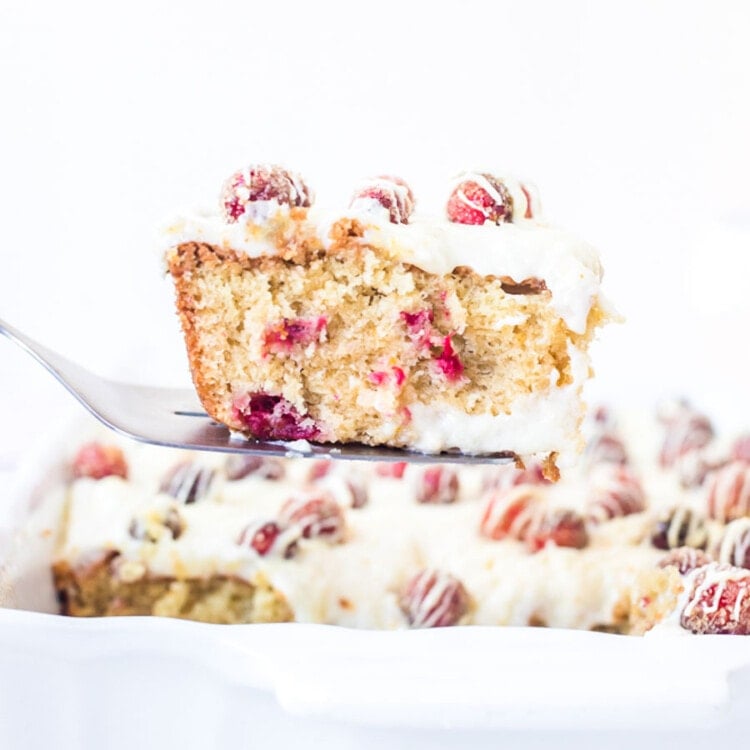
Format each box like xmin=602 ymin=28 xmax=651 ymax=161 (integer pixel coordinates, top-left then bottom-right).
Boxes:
xmin=0 ymin=317 xmax=514 ymax=464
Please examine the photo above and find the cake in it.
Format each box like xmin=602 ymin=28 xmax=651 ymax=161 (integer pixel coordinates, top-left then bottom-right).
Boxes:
xmin=163 ymin=165 xmax=611 ymax=472
xmin=51 ymin=399 xmax=750 ymax=635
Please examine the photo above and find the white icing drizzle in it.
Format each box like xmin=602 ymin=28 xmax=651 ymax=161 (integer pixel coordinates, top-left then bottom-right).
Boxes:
xmin=717 ymin=518 xmax=750 ymax=567
xmin=161 ymin=463 xmax=215 ymax=505
xmin=707 ymin=461 xmax=750 ymax=522
xmin=665 ymin=506 xmax=707 ymax=549
xmin=587 ymin=466 xmax=645 ymax=523
xmin=682 ymin=563 xmax=750 ymax=620
xmin=481 ymin=485 xmax=543 ymax=540
xmin=409 ymin=569 xmax=461 ymax=628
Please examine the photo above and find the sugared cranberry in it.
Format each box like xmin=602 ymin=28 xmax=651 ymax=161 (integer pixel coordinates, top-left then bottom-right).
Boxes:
xmin=675 ymin=451 xmax=722 ymax=489
xmin=732 ymin=435 xmax=750 ymax=463
xmin=680 ymin=563 xmax=750 ymax=634
xmin=399 ymin=569 xmax=470 ymax=628
xmin=349 ymin=175 xmax=415 ymax=224
xmin=706 ymin=460 xmax=750 ymax=523
xmin=262 ymin=317 xmax=327 ymax=356
xmin=220 ymin=164 xmax=311 ymax=221
xmin=375 ymin=462 xmax=408 ymax=479
xmin=446 ymin=172 xmax=512 ymax=225
xmin=72 ymin=442 xmax=128 ymax=480
xmin=232 ymin=392 xmax=321 ymax=442
xmin=481 ymin=462 xmax=549 ymax=493
xmin=715 ymin=518 xmax=750 ymax=569
xmin=480 ymin=486 xmax=543 ymax=541
xmin=308 ymin=460 xmax=334 ymax=482
xmin=650 ymin=506 xmax=709 ymax=551
xmin=224 ymin=455 xmax=285 ymax=481
xmin=128 ymin=507 xmax=184 ymax=542
xmin=658 ymin=547 xmax=713 ymax=575
xmin=659 ymin=404 xmax=714 ymax=468
xmin=586 ymin=465 xmax=646 ymax=524
xmin=237 ymin=521 xmax=282 ymax=556
xmin=280 ymin=493 xmax=346 ymax=542
xmin=584 ymin=432 xmax=629 ymax=467
xmin=433 ymin=335 xmax=464 ymax=381
xmin=159 ymin=462 xmax=216 ymax=504
xmin=416 ymin=466 xmax=459 ymax=504
xmin=525 ymin=509 xmax=589 ymax=552
xmin=343 ymin=476 xmax=369 ymax=509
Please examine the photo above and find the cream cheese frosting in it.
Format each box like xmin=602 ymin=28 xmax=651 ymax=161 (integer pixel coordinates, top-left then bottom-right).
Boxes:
xmin=57 ymin=403 xmax=729 ymax=632
xmin=162 ymin=203 xmax=606 ymax=335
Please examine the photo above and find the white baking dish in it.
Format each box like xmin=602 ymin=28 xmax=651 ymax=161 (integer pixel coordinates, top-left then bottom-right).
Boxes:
xmin=2 ymin=412 xmax=750 ymax=748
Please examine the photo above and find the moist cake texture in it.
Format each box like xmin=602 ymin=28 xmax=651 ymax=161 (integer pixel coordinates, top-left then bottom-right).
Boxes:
xmin=51 ymin=400 xmax=750 ymax=635
xmin=163 ymin=166 xmax=610 ymax=468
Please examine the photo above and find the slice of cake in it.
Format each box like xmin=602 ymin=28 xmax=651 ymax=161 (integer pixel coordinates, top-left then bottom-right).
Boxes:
xmin=163 ymin=165 xmax=610 ymax=470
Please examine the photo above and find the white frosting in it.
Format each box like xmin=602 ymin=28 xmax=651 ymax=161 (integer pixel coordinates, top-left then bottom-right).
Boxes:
xmin=162 ymin=204 xmax=605 ymax=335
xmin=58 ymin=402 xmax=736 ymax=633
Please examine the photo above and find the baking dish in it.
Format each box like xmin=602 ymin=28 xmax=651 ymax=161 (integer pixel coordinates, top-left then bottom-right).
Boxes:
xmin=2 ymin=411 xmax=750 ymax=746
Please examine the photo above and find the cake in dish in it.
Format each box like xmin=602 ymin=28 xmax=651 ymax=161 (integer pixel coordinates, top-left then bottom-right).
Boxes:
xmin=50 ymin=399 xmax=750 ymax=635
xmin=163 ymin=165 xmax=611 ymax=471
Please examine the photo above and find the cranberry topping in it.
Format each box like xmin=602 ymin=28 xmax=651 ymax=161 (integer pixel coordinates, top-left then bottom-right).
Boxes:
xmin=224 ymin=455 xmax=285 ymax=481
xmin=220 ymin=164 xmax=311 ymax=221
xmin=400 ymin=569 xmax=470 ymax=628
xmin=416 ymin=466 xmax=459 ymax=504
xmin=349 ymin=175 xmax=415 ymax=224
xmin=446 ymin=173 xmax=513 ymax=225
xmin=525 ymin=509 xmax=589 ymax=552
xmin=658 ymin=547 xmax=713 ymax=575
xmin=680 ymin=563 xmax=750 ymax=634
xmin=650 ymin=506 xmax=709 ymax=551
xmin=232 ymin=392 xmax=321 ymax=442
xmin=159 ymin=462 xmax=216 ymax=504
xmin=72 ymin=442 xmax=128 ymax=480
xmin=280 ymin=493 xmax=346 ymax=542
xmin=586 ymin=465 xmax=646 ymax=523
xmin=732 ymin=435 xmax=750 ymax=463
xmin=480 ymin=486 xmax=543 ymax=542
xmin=706 ymin=461 xmax=750 ymax=522
xmin=375 ymin=462 xmax=408 ymax=479
xmin=659 ymin=403 xmax=714 ymax=468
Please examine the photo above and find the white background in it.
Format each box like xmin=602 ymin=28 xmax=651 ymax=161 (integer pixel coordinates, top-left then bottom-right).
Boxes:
xmin=0 ymin=0 xmax=749 ymax=465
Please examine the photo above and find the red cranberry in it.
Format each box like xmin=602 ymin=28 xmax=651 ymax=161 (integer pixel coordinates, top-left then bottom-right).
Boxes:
xmin=416 ymin=466 xmax=459 ymax=504
xmin=658 ymin=547 xmax=713 ymax=575
xmin=307 ymin=460 xmax=334 ymax=482
xmin=659 ymin=405 xmax=714 ymax=468
xmin=262 ymin=317 xmax=327 ymax=356
xmin=280 ymin=493 xmax=346 ymax=542
xmin=480 ymin=486 xmax=543 ymax=542
xmin=232 ymin=392 xmax=321 ymax=442
xmin=732 ymin=435 xmax=750 ymax=463
xmin=159 ymin=462 xmax=216 ymax=504
xmin=525 ymin=509 xmax=589 ymax=552
xmin=675 ymin=451 xmax=722 ymax=489
xmin=344 ymin=476 xmax=369 ymax=509
xmin=400 ymin=308 xmax=435 ymax=349
xmin=375 ymin=462 xmax=408 ymax=479
xmin=220 ymin=164 xmax=311 ymax=221
xmin=446 ymin=172 xmax=512 ymax=225
xmin=715 ymin=518 xmax=750 ymax=569
xmin=128 ymin=507 xmax=184 ymax=542
xmin=650 ymin=506 xmax=708 ymax=551
xmin=224 ymin=455 xmax=285 ymax=481
xmin=481 ymin=462 xmax=549 ymax=493
xmin=584 ymin=432 xmax=629 ymax=467
xmin=349 ymin=175 xmax=415 ymax=224
xmin=680 ymin=563 xmax=750 ymax=634
xmin=433 ymin=335 xmax=464 ymax=381
xmin=586 ymin=465 xmax=646 ymax=523
xmin=399 ymin=569 xmax=470 ymax=627
xmin=706 ymin=461 xmax=750 ymax=522
xmin=72 ymin=442 xmax=128 ymax=480
xmin=237 ymin=521 xmax=281 ymax=556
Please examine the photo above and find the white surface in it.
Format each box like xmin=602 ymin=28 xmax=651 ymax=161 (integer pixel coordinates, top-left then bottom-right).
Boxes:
xmin=1 ymin=2 xmax=750 ymax=746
